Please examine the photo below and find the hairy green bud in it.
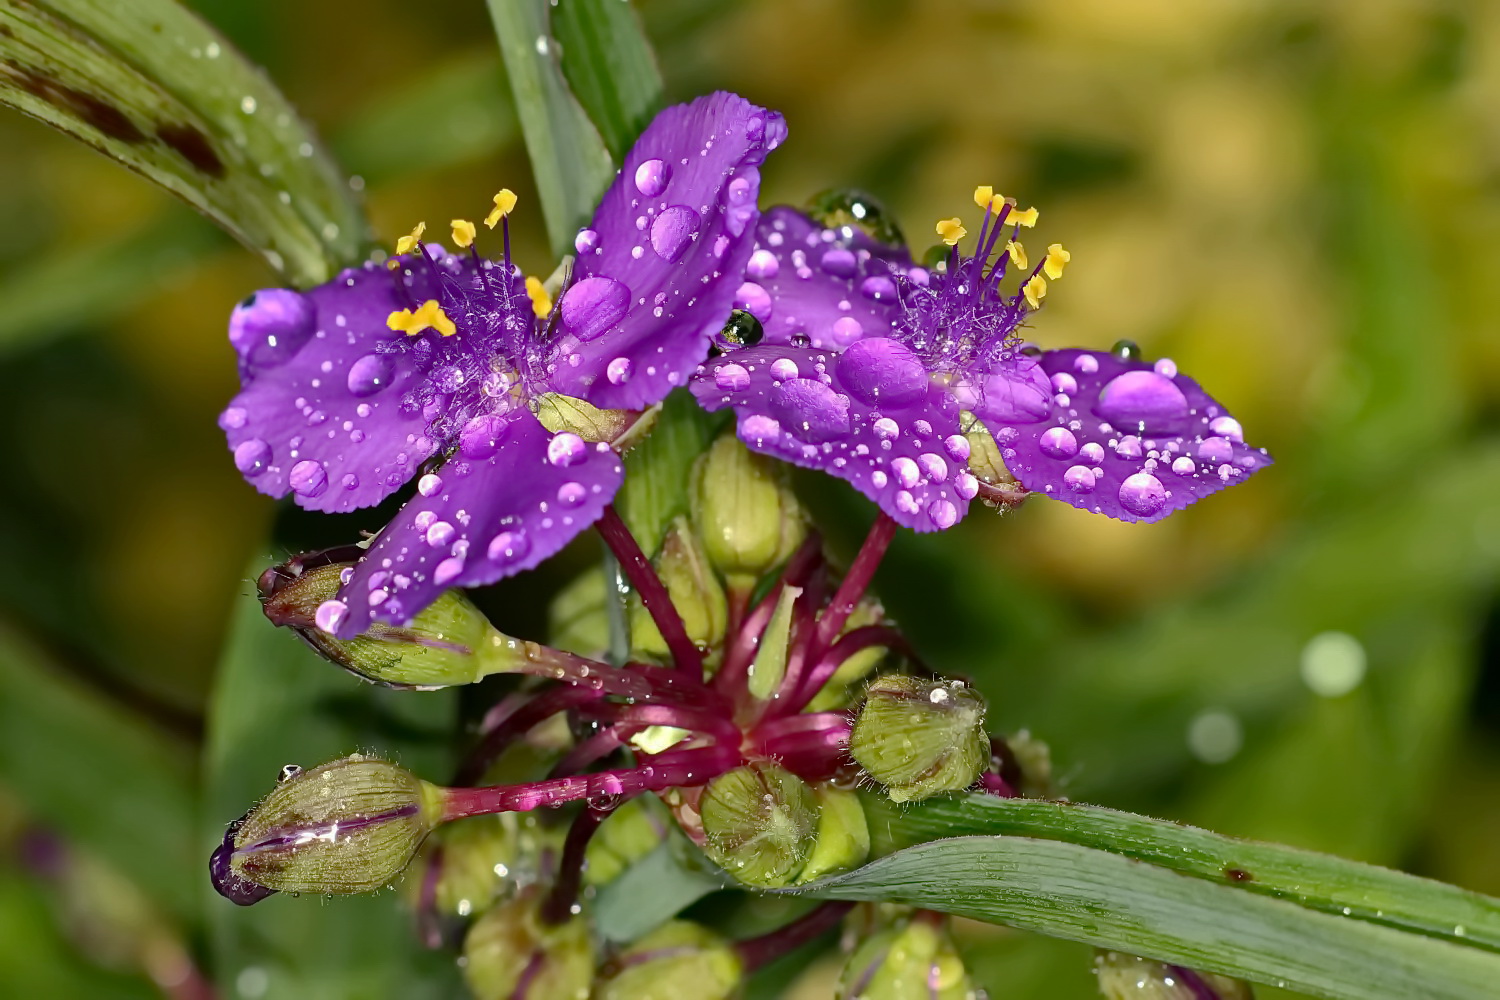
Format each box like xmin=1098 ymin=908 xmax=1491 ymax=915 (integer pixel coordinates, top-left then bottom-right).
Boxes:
xmin=850 ymin=675 xmax=988 ymax=803
xmin=1094 ymin=952 xmax=1253 ymax=1000
xmin=797 ymin=783 xmax=871 ymax=884
xmin=839 ymin=915 xmax=977 ymax=1000
xmin=596 ymin=920 xmax=743 ymax=1000
xmin=463 ymin=890 xmax=593 ymax=1000
xmin=630 ymin=518 xmax=728 ymax=657
xmin=699 ymin=763 xmax=817 ymax=888
xmin=212 ymin=755 xmax=443 ymax=900
xmin=428 ymin=816 xmax=520 ymax=920
xmin=690 ymin=432 xmax=806 ymax=588
xmin=260 ymin=556 xmax=526 ymax=689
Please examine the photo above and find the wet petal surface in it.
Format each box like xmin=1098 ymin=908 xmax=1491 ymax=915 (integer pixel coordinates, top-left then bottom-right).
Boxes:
xmin=548 ymin=92 xmax=787 ymax=411
xmin=691 ymin=344 xmax=969 ymax=532
xmin=220 ymin=262 xmax=458 ymax=513
xmin=333 ymin=414 xmax=623 ymax=636
xmin=998 ymin=349 xmax=1272 ymax=522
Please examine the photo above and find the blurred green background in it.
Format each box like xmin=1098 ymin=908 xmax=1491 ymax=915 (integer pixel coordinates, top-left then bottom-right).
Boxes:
xmin=1 ymin=0 xmax=1498 ymax=996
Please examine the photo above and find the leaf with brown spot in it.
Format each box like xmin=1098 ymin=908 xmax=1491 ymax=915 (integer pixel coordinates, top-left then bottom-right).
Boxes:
xmin=0 ymin=0 xmax=368 ymax=285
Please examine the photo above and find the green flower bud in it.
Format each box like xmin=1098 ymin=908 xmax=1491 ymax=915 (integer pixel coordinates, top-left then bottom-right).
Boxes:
xmin=596 ymin=920 xmax=743 ymax=1000
xmin=797 ymin=783 xmax=870 ymax=884
xmin=1093 ymin=951 xmax=1252 ymax=1000
xmin=463 ymin=890 xmax=593 ymax=1000
xmin=850 ymin=675 xmax=988 ymax=803
xmin=839 ymin=915 xmax=977 ymax=1000
xmin=690 ymin=432 xmax=806 ymax=589
xmin=700 ymin=763 xmax=817 ymax=887
xmin=429 ymin=816 xmax=520 ymax=920
xmin=213 ymin=755 xmax=443 ymax=898
xmin=630 ymin=518 xmax=728 ymax=658
xmin=548 ymin=564 xmax=611 ymax=659
xmin=584 ymin=796 xmax=667 ymax=887
xmin=260 ymin=556 xmax=527 ymax=689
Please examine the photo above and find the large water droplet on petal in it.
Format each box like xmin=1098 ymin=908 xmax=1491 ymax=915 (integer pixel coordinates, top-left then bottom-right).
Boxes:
xmin=977 ymin=360 xmax=1052 ymax=424
xmin=488 ymin=530 xmax=529 ymax=563
xmin=819 ymin=248 xmax=857 ymax=277
xmin=607 ymin=357 xmax=633 ymax=385
xmin=315 ymin=600 xmax=348 ymax=634
xmin=460 ymin=414 xmax=510 ymax=459
xmin=234 ymin=438 xmax=271 ymax=475
xmin=289 ymin=459 xmax=328 ymax=497
xmin=650 ymin=205 xmax=700 ymax=262
xmin=734 ymin=281 xmax=772 ymax=322
xmin=768 ymin=378 xmax=851 ymax=443
xmin=836 ymin=337 xmax=928 ymax=407
xmin=230 ymin=289 xmax=315 ymax=369
xmin=557 ymin=481 xmax=587 ymax=507
xmin=1197 ymin=436 xmax=1234 ymax=463
xmin=715 ymin=363 xmax=751 ymax=391
xmin=559 ymin=276 xmax=630 ymax=342
xmin=1063 ymin=465 xmax=1096 ymax=493
xmin=1094 ymin=371 xmax=1190 ymax=433
xmin=547 ymin=432 xmax=588 ymax=467
xmin=634 ymin=158 xmax=671 ymax=198
xmin=746 ymin=249 xmax=779 ymax=281
xmin=1119 ymin=472 xmax=1168 ymax=517
xmin=1039 ymin=426 xmax=1079 ymax=459
xmin=929 ymin=499 xmax=958 ymax=529
xmin=1209 ymin=416 xmax=1244 ymax=442
xmin=347 ymin=352 xmax=395 ymax=397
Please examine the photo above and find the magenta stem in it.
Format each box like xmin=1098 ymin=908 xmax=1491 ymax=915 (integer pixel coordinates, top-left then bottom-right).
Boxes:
xmin=522 ymin=644 xmax=657 ymax=699
xmin=597 ymin=506 xmax=704 ymax=675
xmin=812 ymin=514 xmax=897 ymax=656
xmin=779 ymin=624 xmax=912 ymax=718
xmin=716 ymin=534 xmax=826 ymax=699
xmin=590 ymin=701 xmax=741 ymax=747
xmin=442 ymin=745 xmax=739 ymax=820
xmin=541 ymin=804 xmax=615 ymax=924
xmin=735 ymin=901 xmax=855 ymax=971
xmin=550 ymin=728 xmax=626 ymax=778
xmin=1167 ymin=966 xmax=1224 ymax=1000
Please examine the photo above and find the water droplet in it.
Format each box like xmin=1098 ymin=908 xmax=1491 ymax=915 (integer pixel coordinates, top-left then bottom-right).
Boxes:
xmin=229 ymin=289 xmax=315 ymax=369
xmin=547 ymin=432 xmax=587 ymax=467
xmin=220 ymin=406 xmax=247 ymax=429
xmin=234 ymin=438 xmax=271 ymax=475
xmin=277 ymin=764 xmax=302 ymax=782
xmin=955 ymin=471 xmax=978 ymax=499
xmin=607 ymin=357 xmax=633 ymax=384
xmin=1074 ymin=354 xmax=1100 ymax=375
xmin=860 ymin=276 xmax=897 ymax=300
xmin=1051 ymin=372 xmax=1078 ymax=395
xmin=1079 ymin=442 xmax=1105 ymax=465
xmin=1209 ymin=416 xmax=1244 ymax=442
xmin=739 ymin=414 xmax=781 ymax=444
xmin=918 ymin=452 xmax=949 ymax=482
xmin=650 ymin=205 xmax=700 ymax=262
xmin=426 ymin=521 xmax=455 ymax=547
xmin=289 ymin=459 xmax=328 ymax=497
xmin=1039 ymin=426 xmax=1079 ymax=459
xmin=345 ymin=352 xmax=394 ymax=397
xmin=746 ymin=249 xmax=779 ymax=280
xmin=836 ymin=338 xmax=927 ymax=407
xmin=557 ymin=482 xmax=587 ymax=507
xmin=831 ymin=316 xmax=863 ymax=346
xmin=1064 ymin=465 xmax=1096 ymax=493
xmin=1114 ymin=435 xmax=1143 ymax=459
xmin=315 ymin=600 xmax=347 ymax=633
xmin=1196 ymin=436 xmax=1234 ymax=463
xmin=819 ymin=247 xmax=857 ymax=277
xmin=1111 ymin=339 xmax=1142 ymax=361
xmin=715 ymin=363 xmax=751 ymax=391
xmin=1170 ymin=456 xmax=1196 ymax=476
xmin=871 ymin=470 xmax=889 ymax=489
xmin=929 ymin=499 xmax=958 ymax=528
xmin=418 ymin=473 xmax=443 ymax=496
xmin=1153 ymin=357 xmax=1178 ymax=378
xmin=633 ymin=158 xmax=671 ymax=197
xmin=1118 ymin=472 xmax=1167 ymax=517
xmin=1095 ymin=371 xmax=1189 ymax=432
xmin=487 ymin=530 xmax=529 ymax=562
xmin=434 ymin=557 xmax=465 ymax=586
xmin=977 ymin=361 xmax=1052 ymax=423
xmin=558 ymin=276 xmax=630 ymax=342
xmin=769 ymin=357 xmax=799 ymax=381
xmin=891 ymin=456 xmax=920 ymax=488
xmin=734 ymin=281 xmax=772 ymax=322
xmin=768 ymin=378 xmax=851 ymax=443
xmin=459 ymin=414 xmax=510 ymax=459
xmin=872 ymin=417 xmax=899 ymax=441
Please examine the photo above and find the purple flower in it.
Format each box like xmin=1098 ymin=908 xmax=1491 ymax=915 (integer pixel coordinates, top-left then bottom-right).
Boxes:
xmin=691 ymin=198 xmax=1271 ymax=530
xmin=220 ymin=92 xmax=786 ymax=636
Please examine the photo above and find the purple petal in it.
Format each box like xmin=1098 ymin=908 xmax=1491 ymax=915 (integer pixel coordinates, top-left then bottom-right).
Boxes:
xmin=331 ymin=413 xmax=623 ymax=636
xmin=741 ymin=206 xmax=916 ymax=350
xmin=997 ymin=349 xmax=1272 ymax=523
xmin=691 ymin=343 xmax=970 ymax=532
xmin=221 ymin=262 xmax=450 ymax=513
xmin=546 ymin=92 xmax=787 ymax=411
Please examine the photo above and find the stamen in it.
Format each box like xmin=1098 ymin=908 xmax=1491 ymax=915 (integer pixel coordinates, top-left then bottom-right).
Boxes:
xmin=1022 ymin=274 xmax=1046 ymax=309
xmin=1044 ymin=242 xmax=1070 ymax=279
xmin=450 ymin=218 xmax=477 ymax=248
xmin=1007 ymin=202 xmax=1039 ymax=227
xmin=386 ymin=299 xmax=457 ymax=337
xmin=1006 ymin=240 xmax=1028 ymax=270
xmin=395 ymin=221 xmax=426 ymax=255
xmin=525 ymin=275 xmax=553 ymax=318
xmin=972 ymin=185 xmax=995 ymax=209
xmin=485 ymin=188 xmax=518 ymax=229
xmin=935 ymin=217 xmax=967 ymax=246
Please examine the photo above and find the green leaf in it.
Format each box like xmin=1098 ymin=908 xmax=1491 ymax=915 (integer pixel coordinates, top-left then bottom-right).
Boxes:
xmin=592 ymin=836 xmax=725 ymax=943
xmin=616 ymin=390 xmax=726 ymax=556
xmin=0 ymin=0 xmax=368 ymax=285
xmin=796 ymin=834 xmax=1500 ymax=1000
xmin=864 ymin=793 xmax=1500 ymax=953
xmin=486 ymin=0 xmax=614 ymax=255
xmin=0 ymin=620 xmax=198 ymax=921
xmin=552 ymin=0 xmax=664 ymax=161
xmin=203 ymin=566 xmax=462 ymax=999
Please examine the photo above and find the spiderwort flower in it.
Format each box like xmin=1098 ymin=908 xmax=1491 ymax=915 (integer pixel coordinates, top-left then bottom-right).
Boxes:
xmin=219 ymin=92 xmax=785 ymax=636
xmin=691 ymin=192 xmax=1271 ymax=530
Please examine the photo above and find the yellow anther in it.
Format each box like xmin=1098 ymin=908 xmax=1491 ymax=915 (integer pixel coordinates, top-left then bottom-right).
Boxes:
xmin=485 ymin=188 xmax=518 ymax=229
xmin=973 ymin=185 xmax=994 ymax=210
xmin=1006 ymin=240 xmax=1028 ymax=270
xmin=1044 ymin=243 xmax=1070 ymax=280
xmin=387 ymin=299 xmax=457 ymax=337
xmin=395 ymin=221 xmax=426 ymax=255
xmin=1022 ymin=275 xmax=1047 ymax=309
xmin=451 ymin=218 xmax=477 ymax=248
xmin=1008 ymin=204 xmax=1039 ymax=228
xmin=935 ymin=217 xmax=967 ymax=246
xmin=525 ymin=275 xmax=552 ymax=318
